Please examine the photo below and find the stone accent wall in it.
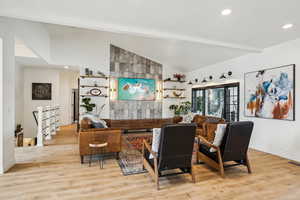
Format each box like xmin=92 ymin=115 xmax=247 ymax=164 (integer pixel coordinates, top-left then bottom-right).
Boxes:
xmin=110 ymin=45 xmax=162 ymax=119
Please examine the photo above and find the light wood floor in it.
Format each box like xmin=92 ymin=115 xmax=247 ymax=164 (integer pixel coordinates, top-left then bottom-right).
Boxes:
xmin=1 ymin=125 xmax=300 ymax=200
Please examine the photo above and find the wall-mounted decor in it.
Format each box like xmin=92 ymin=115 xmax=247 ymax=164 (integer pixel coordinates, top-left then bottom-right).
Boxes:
xmin=118 ymin=78 xmax=156 ymax=101
xmin=244 ymin=64 xmax=295 ymax=120
xmin=90 ymin=88 xmax=102 ymax=96
xmin=32 ymin=83 xmax=52 ymax=100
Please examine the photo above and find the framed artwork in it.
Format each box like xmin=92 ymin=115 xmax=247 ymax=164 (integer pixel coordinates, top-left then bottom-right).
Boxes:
xmin=118 ymin=78 xmax=156 ymax=101
xmin=244 ymin=64 xmax=295 ymax=121
xmin=32 ymin=83 xmax=52 ymax=100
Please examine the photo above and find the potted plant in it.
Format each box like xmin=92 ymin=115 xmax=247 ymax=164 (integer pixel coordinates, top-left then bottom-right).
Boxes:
xmin=169 ymin=101 xmax=191 ymax=116
xmin=80 ymin=97 xmax=96 ymax=113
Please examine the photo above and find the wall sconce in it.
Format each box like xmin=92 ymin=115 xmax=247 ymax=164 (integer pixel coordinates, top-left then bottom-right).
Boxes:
xmin=109 ymin=78 xmax=118 ymax=101
xmin=220 ymin=71 xmax=232 ymax=79
xmin=156 ymin=80 xmax=163 ymax=101
xmin=188 ymin=78 xmax=198 ymax=85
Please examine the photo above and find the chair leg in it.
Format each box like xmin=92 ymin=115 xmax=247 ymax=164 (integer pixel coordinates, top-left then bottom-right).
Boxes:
xmin=216 ymin=149 xmax=225 ymax=178
xmin=154 ymin=158 xmax=159 ymax=190
xmin=80 ymin=156 xmax=84 ymax=164
xmin=191 ymin=166 xmax=196 ymax=183
xmin=155 ymin=176 xmax=159 ymax=190
xmin=245 ymin=153 xmax=252 ymax=174
xmin=89 ymin=154 xmax=92 ymax=167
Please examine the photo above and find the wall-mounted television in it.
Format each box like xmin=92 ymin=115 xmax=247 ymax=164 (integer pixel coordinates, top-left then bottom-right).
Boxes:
xmin=118 ymin=78 xmax=156 ymax=101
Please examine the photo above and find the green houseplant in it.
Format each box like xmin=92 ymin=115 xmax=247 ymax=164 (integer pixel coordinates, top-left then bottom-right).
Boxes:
xmin=80 ymin=97 xmax=96 ymax=113
xmin=169 ymin=101 xmax=191 ymax=116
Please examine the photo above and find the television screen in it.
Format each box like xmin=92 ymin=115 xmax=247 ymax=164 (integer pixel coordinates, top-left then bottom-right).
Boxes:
xmin=118 ymin=78 xmax=156 ymax=101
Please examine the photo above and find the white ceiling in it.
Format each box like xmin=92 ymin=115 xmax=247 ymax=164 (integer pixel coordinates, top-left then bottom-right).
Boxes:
xmin=2 ymin=0 xmax=300 ymax=71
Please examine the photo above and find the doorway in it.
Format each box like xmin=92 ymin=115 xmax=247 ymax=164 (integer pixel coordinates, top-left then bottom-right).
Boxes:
xmin=72 ymin=89 xmax=79 ymax=123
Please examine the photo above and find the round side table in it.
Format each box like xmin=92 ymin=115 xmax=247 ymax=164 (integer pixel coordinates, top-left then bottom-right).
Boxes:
xmin=89 ymin=142 xmax=108 ymax=168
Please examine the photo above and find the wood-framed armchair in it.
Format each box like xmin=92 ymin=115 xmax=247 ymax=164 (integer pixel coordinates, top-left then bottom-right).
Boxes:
xmin=142 ymin=124 xmax=197 ymax=190
xmin=197 ymin=121 xmax=254 ymax=177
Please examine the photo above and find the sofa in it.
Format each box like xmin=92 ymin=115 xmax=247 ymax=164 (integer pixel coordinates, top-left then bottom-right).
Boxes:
xmin=191 ymin=115 xmax=225 ymax=142
xmin=80 ymin=117 xmax=183 ymax=132
xmin=78 ymin=116 xmax=183 ymax=163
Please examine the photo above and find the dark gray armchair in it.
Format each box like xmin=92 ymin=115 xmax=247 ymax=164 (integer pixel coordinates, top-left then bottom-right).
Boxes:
xmin=142 ymin=123 xmax=196 ymax=190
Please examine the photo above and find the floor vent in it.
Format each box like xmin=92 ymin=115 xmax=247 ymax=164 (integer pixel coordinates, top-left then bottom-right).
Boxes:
xmin=289 ymin=161 xmax=300 ymax=167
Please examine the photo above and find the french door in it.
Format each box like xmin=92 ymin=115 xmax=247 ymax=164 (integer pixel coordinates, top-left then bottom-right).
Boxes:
xmin=191 ymin=82 xmax=240 ymax=122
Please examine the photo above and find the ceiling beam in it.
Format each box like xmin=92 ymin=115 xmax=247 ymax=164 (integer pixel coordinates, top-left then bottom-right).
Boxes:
xmin=1 ymin=13 xmax=263 ymax=53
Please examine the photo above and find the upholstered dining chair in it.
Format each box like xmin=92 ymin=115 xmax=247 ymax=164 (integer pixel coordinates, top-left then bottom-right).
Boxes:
xmin=142 ymin=123 xmax=197 ymax=190
xmin=197 ymin=121 xmax=254 ymax=177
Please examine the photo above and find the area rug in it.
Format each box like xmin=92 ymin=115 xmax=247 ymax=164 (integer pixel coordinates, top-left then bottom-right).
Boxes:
xmin=118 ymin=132 xmax=199 ymax=176
xmin=118 ymin=133 xmax=152 ymax=176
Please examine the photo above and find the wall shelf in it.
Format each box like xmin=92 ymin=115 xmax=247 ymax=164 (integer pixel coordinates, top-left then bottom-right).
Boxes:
xmin=164 ymin=96 xmax=186 ymax=99
xmin=80 ymin=75 xmax=108 ymax=79
xmin=163 ymin=79 xmax=186 ymax=83
xmin=80 ymin=94 xmax=108 ymax=98
xmin=80 ymin=85 xmax=108 ymax=88
xmin=163 ymin=88 xmax=186 ymax=91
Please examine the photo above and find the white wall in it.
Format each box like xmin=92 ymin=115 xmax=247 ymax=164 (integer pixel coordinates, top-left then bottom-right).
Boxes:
xmin=186 ymin=38 xmax=300 ymax=162
xmin=23 ymin=67 xmax=79 ymax=138
xmin=0 ymin=19 xmax=15 ymax=173
xmin=15 ymin=62 xmax=24 ymax=126
xmin=11 ymin=18 xmax=50 ymax=62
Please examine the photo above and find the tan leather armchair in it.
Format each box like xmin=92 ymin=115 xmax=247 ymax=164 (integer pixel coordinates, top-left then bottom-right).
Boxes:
xmin=79 ymin=119 xmax=121 ymax=163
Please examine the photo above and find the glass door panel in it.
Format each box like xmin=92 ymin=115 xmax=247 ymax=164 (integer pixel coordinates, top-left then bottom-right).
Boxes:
xmin=205 ymin=88 xmax=224 ymax=118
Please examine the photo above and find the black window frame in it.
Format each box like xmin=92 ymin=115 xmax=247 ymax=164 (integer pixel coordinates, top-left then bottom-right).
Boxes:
xmin=191 ymin=82 xmax=240 ymax=122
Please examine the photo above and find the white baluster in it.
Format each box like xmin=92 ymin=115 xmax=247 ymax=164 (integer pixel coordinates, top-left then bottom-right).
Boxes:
xmin=37 ymin=106 xmax=44 ymax=147
xmin=45 ymin=106 xmax=51 ymax=140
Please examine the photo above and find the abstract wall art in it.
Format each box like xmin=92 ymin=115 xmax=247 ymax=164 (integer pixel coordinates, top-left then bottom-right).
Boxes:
xmin=244 ymin=64 xmax=295 ymax=120
xmin=32 ymin=83 xmax=52 ymax=100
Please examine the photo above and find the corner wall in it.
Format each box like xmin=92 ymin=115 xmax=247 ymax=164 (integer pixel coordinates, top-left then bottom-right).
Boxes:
xmin=0 ymin=19 xmax=15 ymax=173
xmin=186 ymin=38 xmax=300 ymax=162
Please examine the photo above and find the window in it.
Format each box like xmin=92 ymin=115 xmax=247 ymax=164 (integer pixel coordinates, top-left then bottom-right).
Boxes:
xmin=191 ymin=82 xmax=240 ymax=122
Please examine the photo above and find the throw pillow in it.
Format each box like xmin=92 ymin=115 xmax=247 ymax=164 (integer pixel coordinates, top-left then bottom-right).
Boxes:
xmin=91 ymin=121 xmax=105 ymax=128
xmin=210 ymin=124 xmax=227 ymax=152
xmin=98 ymin=119 xmax=108 ymax=128
xmin=182 ymin=112 xmax=195 ymax=123
xmin=81 ymin=113 xmax=108 ymax=128
xmin=149 ymin=128 xmax=161 ymax=159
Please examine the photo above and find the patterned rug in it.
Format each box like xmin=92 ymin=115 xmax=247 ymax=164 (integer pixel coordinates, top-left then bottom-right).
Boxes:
xmin=118 ymin=133 xmax=199 ymax=176
xmin=118 ymin=133 xmax=152 ymax=176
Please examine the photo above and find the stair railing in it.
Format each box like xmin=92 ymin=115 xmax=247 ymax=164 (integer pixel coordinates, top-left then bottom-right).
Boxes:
xmin=36 ymin=105 xmax=60 ymax=146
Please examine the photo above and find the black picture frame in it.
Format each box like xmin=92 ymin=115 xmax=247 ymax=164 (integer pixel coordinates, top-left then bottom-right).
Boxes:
xmin=32 ymin=83 xmax=52 ymax=100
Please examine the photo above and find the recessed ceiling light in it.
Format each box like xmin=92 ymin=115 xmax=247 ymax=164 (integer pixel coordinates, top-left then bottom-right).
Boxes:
xmin=221 ymin=9 xmax=232 ymax=16
xmin=64 ymin=66 xmax=69 ymax=69
xmin=282 ymin=23 xmax=293 ymax=29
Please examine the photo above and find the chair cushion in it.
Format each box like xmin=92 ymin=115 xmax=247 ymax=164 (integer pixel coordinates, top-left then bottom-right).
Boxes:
xmin=210 ymin=124 xmax=227 ymax=152
xmin=150 ymin=128 xmax=161 ymax=159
